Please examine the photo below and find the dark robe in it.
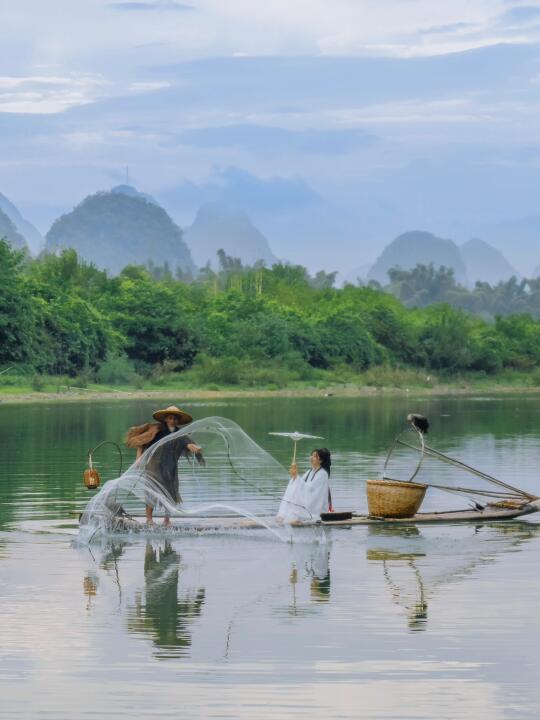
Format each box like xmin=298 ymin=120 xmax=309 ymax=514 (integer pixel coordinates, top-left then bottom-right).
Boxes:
xmin=145 ymin=427 xmax=192 ymax=506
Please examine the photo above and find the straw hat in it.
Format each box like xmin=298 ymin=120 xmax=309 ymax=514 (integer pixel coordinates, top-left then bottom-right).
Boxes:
xmin=152 ymin=405 xmax=193 ymax=425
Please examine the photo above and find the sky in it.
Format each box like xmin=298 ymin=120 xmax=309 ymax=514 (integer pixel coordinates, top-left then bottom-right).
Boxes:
xmin=3 ymin=0 xmax=540 ymax=273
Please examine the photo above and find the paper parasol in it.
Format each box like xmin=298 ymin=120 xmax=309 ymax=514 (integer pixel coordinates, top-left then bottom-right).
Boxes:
xmin=269 ymin=431 xmax=324 ymax=464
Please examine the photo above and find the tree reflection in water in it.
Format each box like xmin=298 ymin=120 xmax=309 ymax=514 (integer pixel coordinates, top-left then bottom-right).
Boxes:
xmin=127 ymin=541 xmax=205 ymax=658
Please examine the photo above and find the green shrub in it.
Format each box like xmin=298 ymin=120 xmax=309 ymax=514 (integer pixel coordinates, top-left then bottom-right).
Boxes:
xmin=530 ymin=368 xmax=540 ymax=386
xmin=192 ymin=356 xmax=242 ymax=386
xmin=31 ymin=374 xmax=45 ymax=391
xmin=0 ymin=373 xmax=26 ymax=388
xmin=361 ymin=365 xmax=435 ymax=388
xmin=97 ymin=355 xmax=136 ymax=385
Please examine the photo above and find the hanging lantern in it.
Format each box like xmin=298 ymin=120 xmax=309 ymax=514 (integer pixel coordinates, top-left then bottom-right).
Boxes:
xmin=82 ymin=441 xmax=123 ymax=490
xmin=83 ymin=453 xmax=101 ymax=490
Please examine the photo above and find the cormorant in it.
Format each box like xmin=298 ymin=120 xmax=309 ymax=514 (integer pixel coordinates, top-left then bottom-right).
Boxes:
xmin=407 ymin=413 xmax=429 ymax=435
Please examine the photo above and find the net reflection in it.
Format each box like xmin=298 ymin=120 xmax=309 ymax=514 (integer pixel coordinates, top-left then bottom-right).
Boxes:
xmin=126 ymin=541 xmax=205 ymax=659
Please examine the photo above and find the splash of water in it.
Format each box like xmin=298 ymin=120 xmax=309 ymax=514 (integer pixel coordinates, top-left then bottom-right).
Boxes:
xmin=77 ymin=417 xmax=322 ymax=545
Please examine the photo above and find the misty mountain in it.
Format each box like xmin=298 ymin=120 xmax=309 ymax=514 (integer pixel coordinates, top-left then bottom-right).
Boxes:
xmin=46 ymin=190 xmax=196 ymax=276
xmin=0 ymin=208 xmax=28 ymax=251
xmin=339 ymin=263 xmax=374 ymax=287
xmin=481 ymin=215 xmax=540 ymax=275
xmin=184 ymin=203 xmax=279 ymax=269
xmin=367 ymin=231 xmax=467 ymax=285
xmin=460 ymin=238 xmax=518 ymax=285
xmin=0 ymin=194 xmax=43 ymax=254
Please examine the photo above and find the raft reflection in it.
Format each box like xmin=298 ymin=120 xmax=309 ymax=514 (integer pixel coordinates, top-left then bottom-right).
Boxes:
xmin=366 ymin=521 xmax=540 ymax=632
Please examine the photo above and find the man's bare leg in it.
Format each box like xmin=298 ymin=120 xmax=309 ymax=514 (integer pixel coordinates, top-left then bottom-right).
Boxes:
xmin=163 ymin=515 xmax=171 ymax=527
xmin=145 ymin=505 xmax=154 ymax=525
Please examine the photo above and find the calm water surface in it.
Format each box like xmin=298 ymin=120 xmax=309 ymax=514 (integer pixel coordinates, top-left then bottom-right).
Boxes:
xmin=1 ymin=395 xmax=540 ymax=719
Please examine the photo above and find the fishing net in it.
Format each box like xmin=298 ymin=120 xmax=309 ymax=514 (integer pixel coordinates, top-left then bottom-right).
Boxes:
xmin=78 ymin=417 xmax=289 ymax=543
xmin=383 ymin=418 xmax=535 ymax=506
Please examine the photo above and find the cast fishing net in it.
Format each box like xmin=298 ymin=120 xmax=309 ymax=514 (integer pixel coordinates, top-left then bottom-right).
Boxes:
xmin=78 ymin=417 xmax=290 ymax=543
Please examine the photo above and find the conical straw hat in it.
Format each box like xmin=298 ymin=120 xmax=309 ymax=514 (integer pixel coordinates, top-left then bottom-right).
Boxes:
xmin=152 ymin=405 xmax=193 ymax=425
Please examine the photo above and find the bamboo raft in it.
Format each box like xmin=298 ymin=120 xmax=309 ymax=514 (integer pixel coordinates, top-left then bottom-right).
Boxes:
xmin=90 ymin=499 xmax=540 ymax=533
xmin=78 ymin=414 xmax=540 ymax=537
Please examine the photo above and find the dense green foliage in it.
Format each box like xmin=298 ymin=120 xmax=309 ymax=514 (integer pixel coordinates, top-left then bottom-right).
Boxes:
xmin=46 ymin=191 xmax=196 ymax=276
xmin=385 ymin=264 xmax=540 ymax=319
xmin=3 ymin=240 xmax=540 ymax=386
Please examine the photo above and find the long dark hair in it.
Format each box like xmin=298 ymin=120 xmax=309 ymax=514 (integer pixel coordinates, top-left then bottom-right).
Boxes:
xmin=313 ymin=447 xmax=331 ymax=476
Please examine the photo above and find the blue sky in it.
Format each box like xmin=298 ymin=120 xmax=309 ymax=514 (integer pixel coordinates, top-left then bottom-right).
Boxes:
xmin=3 ymin=1 xmax=540 ymax=272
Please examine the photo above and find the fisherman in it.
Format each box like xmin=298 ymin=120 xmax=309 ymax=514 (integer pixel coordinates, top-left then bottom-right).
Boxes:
xmin=277 ymin=448 xmax=332 ymax=523
xmin=125 ymin=405 xmax=202 ymax=526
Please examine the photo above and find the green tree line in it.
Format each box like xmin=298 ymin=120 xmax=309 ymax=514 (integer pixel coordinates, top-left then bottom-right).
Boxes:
xmin=2 ymin=240 xmax=540 ymax=385
xmin=384 ymin=263 xmax=540 ymax=319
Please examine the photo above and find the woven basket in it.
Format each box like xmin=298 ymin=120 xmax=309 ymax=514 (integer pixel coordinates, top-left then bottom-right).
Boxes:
xmin=367 ymin=479 xmax=426 ymax=518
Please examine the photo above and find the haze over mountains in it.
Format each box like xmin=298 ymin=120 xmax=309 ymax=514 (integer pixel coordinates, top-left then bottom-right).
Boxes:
xmin=460 ymin=239 xmax=519 ymax=286
xmin=368 ymin=231 xmax=467 ymax=285
xmin=0 ymin=186 xmax=534 ymax=287
xmin=0 ymin=207 xmax=27 ymax=251
xmin=185 ymin=203 xmax=279 ymax=270
xmin=367 ymin=231 xmax=519 ymax=287
xmin=42 ymin=185 xmax=278 ymax=275
xmin=0 ymin=194 xmax=43 ymax=254
xmin=6 ymin=41 xmax=540 ymax=275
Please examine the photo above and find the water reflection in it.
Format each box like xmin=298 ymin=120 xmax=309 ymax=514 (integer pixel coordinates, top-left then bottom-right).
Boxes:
xmin=126 ymin=541 xmax=205 ymax=659
xmin=366 ymin=522 xmax=540 ymax=632
xmin=82 ymin=574 xmax=98 ymax=611
xmin=281 ymin=542 xmax=332 ymax=617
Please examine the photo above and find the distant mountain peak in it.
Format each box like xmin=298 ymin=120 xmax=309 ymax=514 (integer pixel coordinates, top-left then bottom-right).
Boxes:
xmin=460 ymin=238 xmax=518 ymax=285
xmin=0 ymin=207 xmax=28 ymax=251
xmin=46 ymin=189 xmax=195 ymax=276
xmin=367 ymin=230 xmax=467 ymax=285
xmin=0 ymin=193 xmax=43 ymax=254
xmin=185 ymin=202 xmax=279 ymax=269
xmin=110 ymin=184 xmax=158 ymax=205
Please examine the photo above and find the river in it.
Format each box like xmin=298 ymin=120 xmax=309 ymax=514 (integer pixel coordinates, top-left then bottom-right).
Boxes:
xmin=1 ymin=395 xmax=540 ymax=719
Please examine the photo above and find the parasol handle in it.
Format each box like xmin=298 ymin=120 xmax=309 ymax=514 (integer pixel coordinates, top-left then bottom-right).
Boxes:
xmin=292 ymin=440 xmax=298 ymax=466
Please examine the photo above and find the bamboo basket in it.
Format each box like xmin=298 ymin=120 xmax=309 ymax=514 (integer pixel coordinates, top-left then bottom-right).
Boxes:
xmin=367 ymin=478 xmax=427 ymax=518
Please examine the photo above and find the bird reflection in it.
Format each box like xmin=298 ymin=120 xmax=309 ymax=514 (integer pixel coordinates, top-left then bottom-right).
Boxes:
xmin=127 ymin=540 xmax=205 ymax=658
xmin=367 ymin=549 xmax=428 ymax=631
xmin=367 ymin=522 xmax=540 ymax=632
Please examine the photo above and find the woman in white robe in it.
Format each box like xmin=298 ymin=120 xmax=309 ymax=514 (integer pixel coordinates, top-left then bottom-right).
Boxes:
xmin=277 ymin=448 xmax=332 ymax=523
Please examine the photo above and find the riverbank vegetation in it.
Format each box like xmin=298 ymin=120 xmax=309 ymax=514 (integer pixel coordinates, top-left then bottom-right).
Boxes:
xmin=385 ymin=264 xmax=540 ymax=318
xmin=2 ymin=239 xmax=540 ymax=393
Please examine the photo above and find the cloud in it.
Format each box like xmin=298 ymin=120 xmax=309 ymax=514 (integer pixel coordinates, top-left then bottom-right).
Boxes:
xmin=499 ymin=5 xmax=540 ymax=26
xmin=0 ymin=74 xmax=107 ymax=114
xmin=128 ymin=80 xmax=172 ymax=92
xmin=176 ymin=125 xmax=377 ymax=154
xmin=158 ymin=166 xmax=321 ymax=217
xmin=107 ymin=1 xmax=195 ymax=10
xmin=420 ymin=22 xmax=476 ymax=36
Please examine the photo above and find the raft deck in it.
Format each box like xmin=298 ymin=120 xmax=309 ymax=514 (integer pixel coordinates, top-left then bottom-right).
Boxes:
xmin=142 ymin=502 xmax=540 ymax=531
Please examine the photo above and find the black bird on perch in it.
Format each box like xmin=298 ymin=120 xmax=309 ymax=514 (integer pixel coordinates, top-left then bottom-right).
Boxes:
xmin=407 ymin=413 xmax=429 ymax=435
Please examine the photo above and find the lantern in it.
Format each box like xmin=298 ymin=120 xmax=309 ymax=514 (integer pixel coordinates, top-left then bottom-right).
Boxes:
xmin=82 ymin=441 xmax=123 ymax=490
xmin=83 ymin=462 xmax=101 ymax=490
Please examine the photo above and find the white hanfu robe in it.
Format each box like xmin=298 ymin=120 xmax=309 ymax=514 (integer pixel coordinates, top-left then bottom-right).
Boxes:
xmin=277 ymin=467 xmax=330 ymax=523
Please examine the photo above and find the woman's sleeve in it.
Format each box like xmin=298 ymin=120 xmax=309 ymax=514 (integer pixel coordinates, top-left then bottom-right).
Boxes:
xmin=304 ymin=469 xmax=330 ymax=513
